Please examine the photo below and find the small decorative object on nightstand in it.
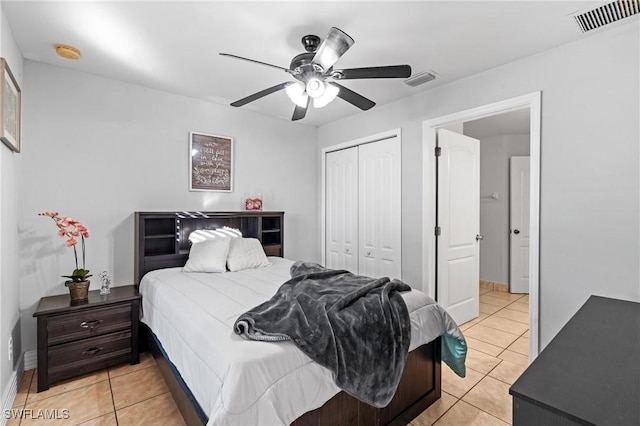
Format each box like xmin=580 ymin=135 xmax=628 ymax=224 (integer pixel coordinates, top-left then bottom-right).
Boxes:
xmin=99 ymin=271 xmax=111 ymax=295
xmin=33 ymin=285 xmax=141 ymax=392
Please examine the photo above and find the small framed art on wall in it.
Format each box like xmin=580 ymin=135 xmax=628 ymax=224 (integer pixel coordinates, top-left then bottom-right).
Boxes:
xmin=0 ymin=58 xmax=21 ymax=153
xmin=189 ymin=132 xmax=233 ymax=192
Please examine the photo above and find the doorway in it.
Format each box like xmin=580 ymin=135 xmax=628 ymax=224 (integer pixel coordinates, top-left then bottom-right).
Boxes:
xmin=422 ymin=92 xmax=541 ymax=361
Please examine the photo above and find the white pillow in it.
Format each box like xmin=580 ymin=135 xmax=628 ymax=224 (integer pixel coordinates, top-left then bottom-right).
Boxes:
xmin=227 ymin=238 xmax=271 ymax=272
xmin=188 ymin=227 xmax=242 ymax=244
xmin=183 ymin=238 xmax=231 ymax=273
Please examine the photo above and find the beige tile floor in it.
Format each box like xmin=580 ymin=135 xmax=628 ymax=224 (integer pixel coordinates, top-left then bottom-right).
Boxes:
xmin=8 ymin=353 xmax=186 ymax=426
xmin=9 ymin=287 xmax=528 ymax=426
xmin=411 ymin=288 xmax=530 ymax=426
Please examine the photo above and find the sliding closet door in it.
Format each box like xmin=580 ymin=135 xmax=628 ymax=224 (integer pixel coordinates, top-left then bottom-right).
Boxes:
xmin=325 ymin=147 xmax=359 ymax=273
xmin=358 ymin=137 xmax=402 ymax=279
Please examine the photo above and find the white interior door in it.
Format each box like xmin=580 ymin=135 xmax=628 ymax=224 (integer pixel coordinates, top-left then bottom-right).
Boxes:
xmin=437 ymin=129 xmax=480 ymax=325
xmin=510 ymin=156 xmax=530 ymax=293
xmin=358 ymin=137 xmax=402 ymax=279
xmin=325 ymin=148 xmax=358 ymax=273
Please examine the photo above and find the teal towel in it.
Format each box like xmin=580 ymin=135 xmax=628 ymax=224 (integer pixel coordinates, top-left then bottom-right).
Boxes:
xmin=442 ymin=333 xmax=467 ymax=377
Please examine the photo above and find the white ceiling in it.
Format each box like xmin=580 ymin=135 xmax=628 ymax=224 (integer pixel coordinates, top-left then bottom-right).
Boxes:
xmin=3 ymin=1 xmax=605 ymax=126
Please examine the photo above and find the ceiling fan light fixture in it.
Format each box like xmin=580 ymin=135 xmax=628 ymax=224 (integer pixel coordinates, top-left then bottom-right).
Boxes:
xmin=314 ymin=83 xmax=339 ymax=108
xmin=285 ymin=81 xmax=308 ymax=107
xmin=305 ymin=78 xmax=325 ymax=98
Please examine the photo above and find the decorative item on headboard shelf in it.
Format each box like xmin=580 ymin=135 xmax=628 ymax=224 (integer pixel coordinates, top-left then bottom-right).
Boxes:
xmin=244 ymin=193 xmax=262 ymax=211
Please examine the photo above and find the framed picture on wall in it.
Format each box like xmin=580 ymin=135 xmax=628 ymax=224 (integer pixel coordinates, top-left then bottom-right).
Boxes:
xmin=0 ymin=58 xmax=21 ymax=153
xmin=189 ymin=132 xmax=233 ymax=192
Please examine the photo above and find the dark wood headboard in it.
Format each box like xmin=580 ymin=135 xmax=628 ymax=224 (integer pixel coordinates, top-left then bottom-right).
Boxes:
xmin=134 ymin=211 xmax=284 ymax=284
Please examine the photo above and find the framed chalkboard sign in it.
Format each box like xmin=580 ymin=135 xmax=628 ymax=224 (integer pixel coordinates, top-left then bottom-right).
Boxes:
xmin=189 ymin=132 xmax=233 ymax=192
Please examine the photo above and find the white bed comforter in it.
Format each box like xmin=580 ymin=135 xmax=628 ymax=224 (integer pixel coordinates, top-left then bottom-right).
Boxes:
xmin=140 ymin=258 xmax=444 ymax=426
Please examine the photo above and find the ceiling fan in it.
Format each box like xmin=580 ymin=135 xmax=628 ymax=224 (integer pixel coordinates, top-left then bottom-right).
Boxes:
xmin=220 ymin=27 xmax=412 ymax=121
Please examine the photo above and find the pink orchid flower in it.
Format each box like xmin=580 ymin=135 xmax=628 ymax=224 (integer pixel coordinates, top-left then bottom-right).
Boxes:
xmin=40 ymin=211 xmax=90 ymax=284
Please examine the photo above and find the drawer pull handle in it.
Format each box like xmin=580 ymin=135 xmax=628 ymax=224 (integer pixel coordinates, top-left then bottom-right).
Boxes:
xmin=79 ymin=320 xmax=102 ymax=329
xmin=83 ymin=347 xmax=103 ymax=356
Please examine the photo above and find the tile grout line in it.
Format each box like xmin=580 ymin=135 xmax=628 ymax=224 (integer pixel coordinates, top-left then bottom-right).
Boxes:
xmin=435 ymin=289 xmax=527 ymax=424
xmin=107 ymin=362 xmax=157 ymax=381
xmin=460 ymin=343 xmax=514 ymax=424
xmin=451 ymin=304 xmax=528 ymax=405
xmin=113 ymin=389 xmax=172 ymax=413
xmin=444 ymin=364 xmax=511 ymax=425
xmin=108 ymin=370 xmax=119 ymax=426
xmin=13 ymin=372 xmax=33 ymax=425
xmin=455 ymin=291 xmax=530 ymax=424
xmin=24 ymin=364 xmax=154 ymax=424
xmin=24 ymin=371 xmax=110 ymax=406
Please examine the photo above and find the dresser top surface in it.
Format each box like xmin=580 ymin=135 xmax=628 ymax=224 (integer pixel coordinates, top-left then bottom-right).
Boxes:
xmin=510 ymin=295 xmax=640 ymax=426
xmin=34 ymin=285 xmax=140 ymax=317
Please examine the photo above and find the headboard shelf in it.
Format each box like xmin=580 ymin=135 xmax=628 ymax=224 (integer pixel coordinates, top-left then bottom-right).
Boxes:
xmin=135 ymin=211 xmax=284 ymax=284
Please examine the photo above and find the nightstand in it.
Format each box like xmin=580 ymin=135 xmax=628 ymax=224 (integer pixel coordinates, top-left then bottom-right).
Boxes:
xmin=33 ymin=285 xmax=141 ymax=392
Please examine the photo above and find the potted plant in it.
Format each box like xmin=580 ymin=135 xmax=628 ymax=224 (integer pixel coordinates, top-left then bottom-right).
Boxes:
xmin=40 ymin=211 xmax=92 ymax=301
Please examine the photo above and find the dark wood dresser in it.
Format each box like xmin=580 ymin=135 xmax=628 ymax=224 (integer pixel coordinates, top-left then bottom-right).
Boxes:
xmin=509 ymin=296 xmax=640 ymax=426
xmin=33 ymin=285 xmax=141 ymax=392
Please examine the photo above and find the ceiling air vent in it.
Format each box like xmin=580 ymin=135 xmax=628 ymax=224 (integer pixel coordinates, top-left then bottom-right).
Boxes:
xmin=574 ymin=0 xmax=639 ymax=33
xmin=404 ymin=70 xmax=437 ymax=87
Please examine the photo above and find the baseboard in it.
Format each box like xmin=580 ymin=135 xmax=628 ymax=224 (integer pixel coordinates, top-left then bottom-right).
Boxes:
xmin=1 ymin=353 xmax=24 ymax=426
xmin=479 ymin=280 xmax=509 ymax=292
xmin=24 ymin=350 xmax=37 ymax=371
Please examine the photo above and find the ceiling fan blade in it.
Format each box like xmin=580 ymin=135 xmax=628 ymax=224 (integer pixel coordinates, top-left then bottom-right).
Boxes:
xmin=330 ymin=83 xmax=375 ymax=111
xmin=332 ymin=65 xmax=412 ymax=80
xmin=292 ymin=97 xmax=310 ymax=121
xmin=312 ymin=27 xmax=354 ymax=71
xmin=220 ymin=53 xmax=292 ymax=74
xmin=230 ymin=82 xmax=292 ymax=107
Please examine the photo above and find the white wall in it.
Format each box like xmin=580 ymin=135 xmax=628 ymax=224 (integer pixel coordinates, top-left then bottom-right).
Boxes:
xmin=318 ymin=22 xmax=640 ymax=349
xmin=19 ymin=61 xmax=319 ymax=354
xmin=0 ymin=3 xmax=24 ymax=411
xmin=471 ymin=134 xmax=530 ymax=284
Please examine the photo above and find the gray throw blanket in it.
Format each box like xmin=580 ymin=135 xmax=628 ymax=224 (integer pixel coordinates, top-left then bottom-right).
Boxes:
xmin=234 ymin=261 xmax=411 ymax=408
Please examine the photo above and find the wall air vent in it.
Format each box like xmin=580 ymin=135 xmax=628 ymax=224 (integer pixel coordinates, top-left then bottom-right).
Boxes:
xmin=574 ymin=0 xmax=639 ymax=33
xmin=404 ymin=70 xmax=437 ymax=87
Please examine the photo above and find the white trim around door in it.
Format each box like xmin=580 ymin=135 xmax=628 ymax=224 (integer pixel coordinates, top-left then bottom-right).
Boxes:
xmin=421 ymin=92 xmax=541 ymax=361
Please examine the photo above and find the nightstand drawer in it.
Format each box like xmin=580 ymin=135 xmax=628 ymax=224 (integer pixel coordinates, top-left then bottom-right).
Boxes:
xmin=47 ymin=304 xmax=132 ymax=345
xmin=48 ymin=330 xmax=132 ymax=371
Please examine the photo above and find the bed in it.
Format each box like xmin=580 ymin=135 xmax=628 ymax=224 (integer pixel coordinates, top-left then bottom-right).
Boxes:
xmin=134 ymin=211 xmax=465 ymax=425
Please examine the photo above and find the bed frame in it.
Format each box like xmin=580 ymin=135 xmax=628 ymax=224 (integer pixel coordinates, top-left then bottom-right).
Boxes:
xmin=134 ymin=211 xmax=441 ymax=426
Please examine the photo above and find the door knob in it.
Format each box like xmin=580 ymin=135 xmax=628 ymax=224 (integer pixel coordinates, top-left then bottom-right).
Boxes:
xmin=476 ymin=234 xmax=484 ymax=241
xmin=513 ymin=229 xmax=520 ymax=235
